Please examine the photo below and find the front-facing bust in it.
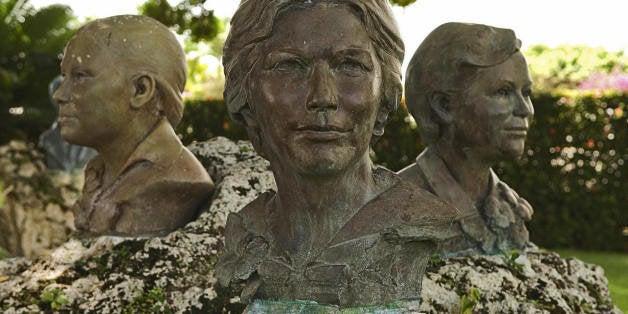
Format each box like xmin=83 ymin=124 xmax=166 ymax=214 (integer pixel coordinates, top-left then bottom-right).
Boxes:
xmin=54 ymin=15 xmax=214 ymax=236
xmin=216 ymin=0 xmax=457 ymax=307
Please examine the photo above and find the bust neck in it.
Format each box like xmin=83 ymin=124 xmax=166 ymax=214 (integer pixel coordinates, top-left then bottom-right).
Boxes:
xmin=268 ymin=153 xmax=386 ymax=257
xmin=432 ymin=140 xmax=492 ymax=207
xmin=95 ymin=115 xmax=161 ymax=187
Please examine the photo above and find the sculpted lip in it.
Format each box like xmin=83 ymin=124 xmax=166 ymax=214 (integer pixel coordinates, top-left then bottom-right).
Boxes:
xmin=294 ymin=124 xmax=352 ymax=141
xmin=502 ymin=126 xmax=528 ymax=136
xmin=295 ymin=124 xmax=350 ymax=132
xmin=58 ymin=107 xmax=78 ymax=125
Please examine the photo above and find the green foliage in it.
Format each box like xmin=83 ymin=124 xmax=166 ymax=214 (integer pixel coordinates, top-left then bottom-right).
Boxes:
xmin=496 ymin=93 xmax=627 ymax=252
xmin=525 ymin=45 xmax=628 ymax=92
xmin=500 ymin=249 xmax=524 ymax=275
xmin=0 ymin=181 xmax=6 ymax=260
xmin=389 ymin=0 xmax=417 ymax=6
xmin=459 ymin=287 xmax=481 ymax=314
xmin=139 ymin=1 xmax=229 ymax=100
xmin=184 ymin=36 xmax=227 ymax=100
xmin=555 ymin=249 xmax=628 ymax=312
xmin=427 ymin=253 xmax=441 ymax=267
xmin=177 ymin=99 xmax=247 ymax=145
xmin=371 ymin=102 xmax=420 ymax=170
xmin=40 ymin=288 xmax=69 ymax=310
xmin=139 ymin=0 xmax=224 ymax=42
xmin=123 ymin=287 xmax=172 ymax=314
xmin=0 ymin=0 xmax=76 ymax=145
xmin=0 ymin=180 xmax=4 ymax=208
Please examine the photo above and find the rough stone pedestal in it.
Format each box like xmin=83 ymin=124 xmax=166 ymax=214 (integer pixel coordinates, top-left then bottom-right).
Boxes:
xmin=0 ymin=137 xmax=621 ymax=313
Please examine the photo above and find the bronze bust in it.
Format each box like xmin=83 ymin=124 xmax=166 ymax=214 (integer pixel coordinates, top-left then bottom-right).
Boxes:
xmin=400 ymin=22 xmax=535 ymax=255
xmin=215 ymin=0 xmax=457 ymax=307
xmin=54 ymin=15 xmax=214 ymax=236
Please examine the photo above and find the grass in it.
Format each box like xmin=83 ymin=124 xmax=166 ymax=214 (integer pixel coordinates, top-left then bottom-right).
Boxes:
xmin=554 ymin=249 xmax=628 ymax=312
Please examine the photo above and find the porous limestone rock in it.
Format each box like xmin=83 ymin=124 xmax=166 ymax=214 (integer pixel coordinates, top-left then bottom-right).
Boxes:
xmin=419 ymin=250 xmax=621 ymax=313
xmin=0 ymin=141 xmax=82 ymax=258
xmin=188 ymin=137 xmax=276 ymax=231
xmin=0 ymin=137 xmax=273 ymax=313
xmin=0 ymin=137 xmax=620 ymax=313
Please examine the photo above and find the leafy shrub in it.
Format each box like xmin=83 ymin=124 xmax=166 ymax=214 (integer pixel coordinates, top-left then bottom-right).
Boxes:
xmin=525 ymin=45 xmax=628 ymax=92
xmin=40 ymin=288 xmax=69 ymax=310
xmin=176 ymin=99 xmax=247 ymax=145
xmin=0 ymin=0 xmax=76 ymax=145
xmin=496 ymin=92 xmax=626 ymax=252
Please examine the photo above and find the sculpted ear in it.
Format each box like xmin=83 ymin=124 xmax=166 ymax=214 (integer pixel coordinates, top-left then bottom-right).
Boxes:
xmin=130 ymin=74 xmax=157 ymax=109
xmin=429 ymin=91 xmax=453 ymax=124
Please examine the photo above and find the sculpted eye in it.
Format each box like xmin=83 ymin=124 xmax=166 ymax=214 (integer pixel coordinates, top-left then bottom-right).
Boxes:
xmin=335 ymin=58 xmax=367 ymax=76
xmin=72 ymin=71 xmax=90 ymax=83
xmin=271 ymin=58 xmax=307 ymax=72
xmin=497 ymin=87 xmax=512 ymax=97
xmin=522 ymin=88 xmax=532 ymax=98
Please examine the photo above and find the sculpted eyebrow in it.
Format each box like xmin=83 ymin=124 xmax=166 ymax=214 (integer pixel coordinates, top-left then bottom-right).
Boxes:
xmin=334 ymin=49 xmax=373 ymax=67
xmin=263 ymin=50 xmax=303 ymax=65
xmin=265 ymin=50 xmax=299 ymax=60
xmin=335 ymin=48 xmax=371 ymax=58
xmin=497 ymin=78 xmax=533 ymax=87
xmin=498 ymin=80 xmax=515 ymax=87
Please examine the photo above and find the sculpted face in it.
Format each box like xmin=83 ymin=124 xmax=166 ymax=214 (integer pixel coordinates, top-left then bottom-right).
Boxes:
xmin=248 ymin=4 xmax=383 ymax=176
xmin=451 ymin=51 xmax=534 ymax=160
xmin=54 ymin=33 xmax=133 ymax=148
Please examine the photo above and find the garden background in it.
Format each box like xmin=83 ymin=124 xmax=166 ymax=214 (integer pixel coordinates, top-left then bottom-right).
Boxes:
xmin=1 ymin=0 xmax=626 ymax=310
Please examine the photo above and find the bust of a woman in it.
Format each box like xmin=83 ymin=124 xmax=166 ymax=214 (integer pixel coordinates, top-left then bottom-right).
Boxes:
xmin=215 ymin=0 xmax=457 ymax=307
xmin=400 ymin=22 xmax=535 ymax=255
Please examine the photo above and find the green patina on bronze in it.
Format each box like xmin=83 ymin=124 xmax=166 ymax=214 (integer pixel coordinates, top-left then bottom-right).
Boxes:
xmin=243 ymin=299 xmax=422 ymax=314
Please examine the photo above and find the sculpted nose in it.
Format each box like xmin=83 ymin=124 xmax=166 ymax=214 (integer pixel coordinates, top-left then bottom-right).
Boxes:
xmin=306 ymin=63 xmax=338 ymax=112
xmin=514 ymin=93 xmax=534 ymax=118
xmin=53 ymin=78 xmax=70 ymax=104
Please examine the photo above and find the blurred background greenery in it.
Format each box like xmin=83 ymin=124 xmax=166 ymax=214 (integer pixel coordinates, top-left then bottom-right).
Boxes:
xmin=1 ymin=0 xmax=626 ymax=309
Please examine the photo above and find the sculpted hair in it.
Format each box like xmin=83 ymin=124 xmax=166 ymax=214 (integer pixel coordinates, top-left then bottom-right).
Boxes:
xmin=405 ymin=22 xmax=521 ymax=145
xmin=75 ymin=15 xmax=187 ymax=127
xmin=223 ymin=0 xmax=404 ymax=139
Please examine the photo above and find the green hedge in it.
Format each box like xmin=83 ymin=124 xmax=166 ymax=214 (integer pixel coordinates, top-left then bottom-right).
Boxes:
xmin=176 ymin=99 xmax=247 ymax=144
xmin=178 ymin=93 xmax=627 ymax=252
xmin=496 ymin=93 xmax=626 ymax=252
xmin=5 ymin=93 xmax=625 ymax=251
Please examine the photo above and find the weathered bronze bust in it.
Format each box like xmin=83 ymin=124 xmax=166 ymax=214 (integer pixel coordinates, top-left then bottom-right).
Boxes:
xmin=215 ymin=0 xmax=457 ymax=307
xmin=399 ymin=22 xmax=535 ymax=255
xmin=53 ymin=15 xmax=214 ymax=236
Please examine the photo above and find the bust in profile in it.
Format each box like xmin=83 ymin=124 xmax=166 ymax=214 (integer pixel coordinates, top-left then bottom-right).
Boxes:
xmin=399 ymin=22 xmax=535 ymax=255
xmin=215 ymin=0 xmax=457 ymax=307
xmin=53 ymin=15 xmax=214 ymax=236
xmin=39 ymin=75 xmax=96 ymax=171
